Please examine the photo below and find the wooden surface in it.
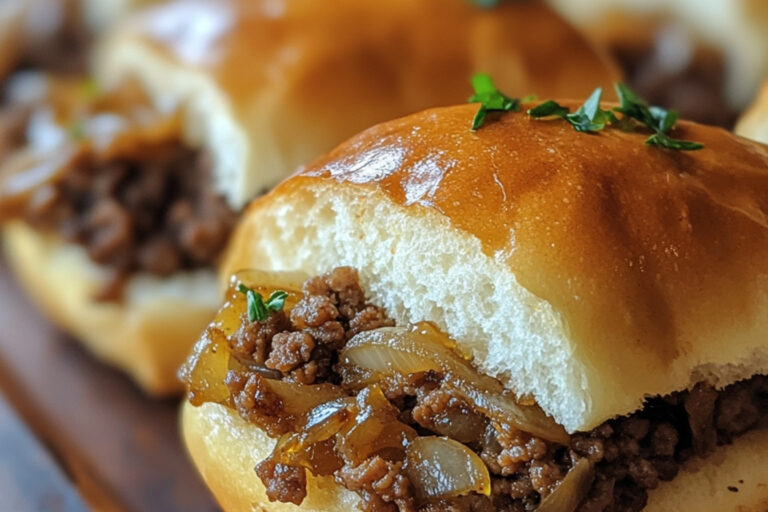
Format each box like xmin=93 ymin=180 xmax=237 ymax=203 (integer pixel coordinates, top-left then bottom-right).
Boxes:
xmin=0 ymin=258 xmax=220 ymax=512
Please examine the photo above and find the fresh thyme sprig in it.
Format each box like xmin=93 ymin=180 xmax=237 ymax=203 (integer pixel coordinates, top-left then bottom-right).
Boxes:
xmin=237 ymin=284 xmax=288 ymax=322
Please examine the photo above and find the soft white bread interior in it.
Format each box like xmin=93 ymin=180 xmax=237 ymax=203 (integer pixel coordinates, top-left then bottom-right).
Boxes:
xmin=183 ymin=400 xmax=768 ymax=512
xmin=736 ymin=80 xmax=768 ymax=144
xmin=223 ymin=104 xmax=768 ymax=433
xmin=95 ymin=0 xmax=619 ymax=210
xmin=546 ymin=0 xmax=768 ymax=109
xmin=2 ymin=222 xmax=219 ymax=395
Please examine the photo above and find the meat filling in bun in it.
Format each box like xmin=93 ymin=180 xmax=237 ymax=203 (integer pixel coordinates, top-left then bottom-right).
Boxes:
xmin=182 ymin=99 xmax=768 ymax=511
xmin=0 ymin=0 xmax=619 ymax=394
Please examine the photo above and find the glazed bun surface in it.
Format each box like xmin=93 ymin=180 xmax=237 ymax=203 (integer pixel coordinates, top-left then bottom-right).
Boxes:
xmin=183 ymin=400 xmax=768 ymax=512
xmin=223 ymin=103 xmax=768 ymax=432
xmin=96 ymin=0 xmax=618 ymax=210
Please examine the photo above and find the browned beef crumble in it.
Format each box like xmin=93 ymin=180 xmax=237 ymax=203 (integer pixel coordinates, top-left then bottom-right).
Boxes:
xmin=16 ymin=140 xmax=238 ymax=299
xmin=218 ymin=267 xmax=768 ymax=512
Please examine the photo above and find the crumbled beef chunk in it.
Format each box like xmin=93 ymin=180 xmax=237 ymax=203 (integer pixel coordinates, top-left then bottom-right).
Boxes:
xmin=255 ymin=459 xmax=307 ymax=505
xmin=336 ymin=456 xmax=415 ymax=512
xmin=224 ymin=371 xmax=288 ymax=437
xmin=265 ymin=331 xmax=315 ymax=373
xmin=230 ymin=312 xmax=291 ymax=364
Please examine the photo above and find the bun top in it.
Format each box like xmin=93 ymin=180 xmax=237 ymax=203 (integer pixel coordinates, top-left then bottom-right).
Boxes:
xmin=547 ymin=0 xmax=768 ymax=109
xmin=96 ymin=0 xmax=619 ymax=209
xmin=225 ymin=103 xmax=768 ymax=431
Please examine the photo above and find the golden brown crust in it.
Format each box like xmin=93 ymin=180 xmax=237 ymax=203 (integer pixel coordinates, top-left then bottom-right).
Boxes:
xmin=127 ymin=0 xmax=619 ymax=104
xmin=225 ymin=103 xmax=768 ymax=428
xmin=2 ymin=222 xmax=218 ymax=395
xmin=99 ymin=0 xmax=620 ymax=208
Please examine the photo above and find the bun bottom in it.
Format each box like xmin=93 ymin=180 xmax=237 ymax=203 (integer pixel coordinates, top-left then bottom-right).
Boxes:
xmin=182 ymin=401 xmax=361 ymax=512
xmin=2 ymin=222 xmax=220 ymax=395
xmin=182 ymin=399 xmax=768 ymax=512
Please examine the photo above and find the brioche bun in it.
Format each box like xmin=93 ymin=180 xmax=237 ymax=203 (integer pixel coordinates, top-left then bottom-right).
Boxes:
xmin=96 ymin=0 xmax=619 ymax=210
xmin=545 ymin=0 xmax=768 ymax=109
xmin=223 ymin=103 xmax=768 ymax=433
xmin=1 ymin=222 xmax=219 ymax=395
xmin=184 ymin=399 xmax=768 ymax=512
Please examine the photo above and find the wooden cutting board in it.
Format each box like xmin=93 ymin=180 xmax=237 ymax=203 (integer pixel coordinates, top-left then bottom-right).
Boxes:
xmin=0 ymin=257 xmax=220 ymax=512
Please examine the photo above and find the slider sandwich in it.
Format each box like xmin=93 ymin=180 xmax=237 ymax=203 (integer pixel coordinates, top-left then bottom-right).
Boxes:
xmin=0 ymin=0 xmax=619 ymax=394
xmin=181 ymin=85 xmax=768 ymax=511
xmin=545 ymin=0 xmax=768 ymax=127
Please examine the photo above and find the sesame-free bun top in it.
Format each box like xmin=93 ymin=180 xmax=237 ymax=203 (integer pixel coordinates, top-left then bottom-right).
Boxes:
xmin=223 ymin=103 xmax=768 ymax=433
xmin=95 ymin=0 xmax=619 ymax=210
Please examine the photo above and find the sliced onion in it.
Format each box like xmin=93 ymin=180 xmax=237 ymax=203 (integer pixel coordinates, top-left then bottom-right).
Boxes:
xmin=340 ymin=324 xmax=569 ymax=444
xmin=179 ymin=328 xmax=232 ymax=406
xmin=537 ymin=457 xmax=595 ymax=512
xmin=405 ymin=436 xmax=491 ymax=501
xmin=422 ymin=404 xmax=487 ymax=444
xmin=337 ymin=385 xmax=417 ymax=465
xmin=447 ymin=382 xmax=569 ymax=445
xmin=341 ymin=326 xmax=442 ymax=378
xmin=263 ymin=378 xmax=347 ymax=419
xmin=274 ymin=397 xmax=354 ymax=473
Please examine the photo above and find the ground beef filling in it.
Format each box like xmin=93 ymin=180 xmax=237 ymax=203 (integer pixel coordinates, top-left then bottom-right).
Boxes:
xmin=21 ymin=141 xmax=237 ymax=299
xmin=216 ymin=268 xmax=767 ymax=512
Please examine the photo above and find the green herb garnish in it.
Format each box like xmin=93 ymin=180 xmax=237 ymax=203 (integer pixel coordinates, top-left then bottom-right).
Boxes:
xmin=565 ymin=87 xmax=617 ymax=132
xmin=528 ymin=100 xmax=570 ymax=119
xmin=528 ymin=87 xmax=616 ymax=133
xmin=237 ymin=284 xmax=287 ymax=322
xmin=644 ymin=132 xmax=704 ymax=151
xmin=613 ymin=83 xmax=702 ymax=150
xmin=469 ymin=73 xmax=519 ymax=130
xmin=526 ymin=82 xmax=703 ymax=150
xmin=470 ymin=0 xmax=501 ymax=7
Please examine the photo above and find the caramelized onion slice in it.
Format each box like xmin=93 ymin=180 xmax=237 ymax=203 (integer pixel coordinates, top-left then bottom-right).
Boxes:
xmin=274 ymin=397 xmax=354 ymax=473
xmin=537 ymin=457 xmax=595 ymax=512
xmin=340 ymin=324 xmax=569 ymax=444
xmin=341 ymin=326 xmax=442 ymax=378
xmin=338 ymin=385 xmax=417 ymax=465
xmin=264 ymin=378 xmax=347 ymax=419
xmin=405 ymin=436 xmax=491 ymax=501
xmin=447 ymin=382 xmax=569 ymax=445
xmin=179 ymin=328 xmax=231 ymax=406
